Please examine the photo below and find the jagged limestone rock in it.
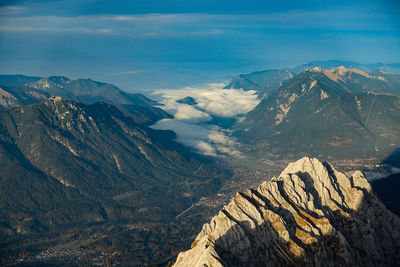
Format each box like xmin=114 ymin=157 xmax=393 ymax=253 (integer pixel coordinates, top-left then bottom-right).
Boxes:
xmin=174 ymin=157 xmax=400 ymax=267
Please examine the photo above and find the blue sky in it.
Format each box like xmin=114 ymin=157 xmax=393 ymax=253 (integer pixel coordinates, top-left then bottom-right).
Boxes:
xmin=0 ymin=0 xmax=399 ymax=92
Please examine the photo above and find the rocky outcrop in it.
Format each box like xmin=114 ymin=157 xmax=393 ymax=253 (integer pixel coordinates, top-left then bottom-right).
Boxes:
xmin=174 ymin=157 xmax=400 ymax=266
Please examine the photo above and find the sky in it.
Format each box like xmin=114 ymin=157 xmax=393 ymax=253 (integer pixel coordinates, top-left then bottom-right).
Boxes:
xmin=0 ymin=0 xmax=400 ymax=92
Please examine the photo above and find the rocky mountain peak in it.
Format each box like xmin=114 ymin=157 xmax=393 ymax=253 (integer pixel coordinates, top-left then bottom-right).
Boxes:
xmin=305 ymin=66 xmax=323 ymax=72
xmin=303 ymin=67 xmax=344 ymax=83
xmin=47 ymin=95 xmax=64 ymax=102
xmin=267 ymin=68 xmax=352 ymax=125
xmin=174 ymin=157 xmax=400 ymax=267
xmin=332 ymin=65 xmax=348 ymax=75
xmin=44 ymin=96 xmax=77 ymax=109
xmin=29 ymin=76 xmax=70 ymax=89
xmin=331 ymin=66 xmax=371 ymax=78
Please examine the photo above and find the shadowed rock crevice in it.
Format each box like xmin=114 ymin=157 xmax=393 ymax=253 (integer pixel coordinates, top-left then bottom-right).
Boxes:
xmin=173 ymin=157 xmax=400 ymax=267
xmin=246 ymin=188 xmax=318 ymax=241
xmin=275 ymin=179 xmax=323 ymax=237
xmin=323 ymin=162 xmax=350 ymax=208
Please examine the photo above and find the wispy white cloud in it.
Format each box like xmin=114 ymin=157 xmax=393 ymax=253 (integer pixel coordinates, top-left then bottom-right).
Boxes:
xmin=96 ymin=11 xmax=394 ymax=31
xmin=0 ymin=25 xmax=114 ymax=35
xmin=107 ymin=70 xmax=143 ymax=76
xmin=197 ymin=141 xmax=217 ymax=156
xmin=151 ymin=84 xmax=259 ymax=157
xmin=0 ymin=26 xmax=50 ymax=32
xmin=151 ymin=119 xmax=212 ymax=147
xmin=208 ymin=128 xmax=242 ymax=157
xmin=151 ymin=119 xmax=240 ymax=157
xmin=140 ymin=32 xmax=159 ymax=38
xmin=0 ymin=9 xmax=396 ymax=38
xmin=153 ymin=83 xmax=259 ymax=118
xmin=0 ymin=5 xmax=27 ymax=16
xmin=108 ymin=13 xmax=185 ymax=23
xmin=96 ymin=28 xmax=112 ymax=34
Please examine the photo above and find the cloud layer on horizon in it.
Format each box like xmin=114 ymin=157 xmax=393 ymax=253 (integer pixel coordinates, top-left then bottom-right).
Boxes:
xmin=1 ymin=9 xmax=399 ymax=38
xmin=1 ymin=1 xmax=399 ymax=92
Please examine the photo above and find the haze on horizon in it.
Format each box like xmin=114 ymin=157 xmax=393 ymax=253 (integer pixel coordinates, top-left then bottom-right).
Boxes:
xmin=0 ymin=0 xmax=399 ymax=92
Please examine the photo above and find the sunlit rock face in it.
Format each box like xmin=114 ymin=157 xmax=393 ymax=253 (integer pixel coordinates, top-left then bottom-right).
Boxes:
xmin=174 ymin=157 xmax=400 ymax=267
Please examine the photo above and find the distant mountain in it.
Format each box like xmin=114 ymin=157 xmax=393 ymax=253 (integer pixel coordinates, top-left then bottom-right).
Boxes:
xmin=0 ymin=75 xmax=170 ymax=125
xmin=117 ymin=104 xmax=172 ymax=125
xmin=29 ymin=76 xmax=74 ymax=97
xmin=0 ymin=97 xmax=226 ymax=242
xmin=0 ymin=74 xmax=41 ymax=86
xmin=176 ymin=96 xmax=197 ymax=105
xmin=0 ymin=84 xmax=50 ymax=108
xmin=235 ymin=67 xmax=400 ymax=159
xmin=224 ymin=68 xmax=295 ymax=97
xmin=293 ymin=60 xmax=400 ymax=74
xmin=28 ymin=76 xmax=158 ymax=106
xmin=225 ymin=60 xmax=400 ymax=94
xmin=331 ymin=67 xmax=400 ymax=95
xmin=174 ymin=157 xmax=400 ymax=267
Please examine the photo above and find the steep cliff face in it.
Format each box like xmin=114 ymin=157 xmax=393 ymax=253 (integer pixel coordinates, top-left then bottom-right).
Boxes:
xmin=174 ymin=157 xmax=400 ymax=267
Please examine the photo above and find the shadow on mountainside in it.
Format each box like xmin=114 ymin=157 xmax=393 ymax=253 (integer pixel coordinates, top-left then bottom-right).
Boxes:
xmin=370 ymin=147 xmax=400 ymax=217
xmin=381 ymin=147 xmax=400 ymax=167
xmin=372 ymin=173 xmax=400 ymax=217
xmin=209 ymin=168 xmax=400 ymax=267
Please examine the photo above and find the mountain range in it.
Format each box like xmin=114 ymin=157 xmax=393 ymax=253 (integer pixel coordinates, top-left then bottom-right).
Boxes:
xmin=1 ymin=60 xmax=399 ymax=265
xmin=226 ymin=61 xmax=400 ymax=98
xmin=0 ymin=96 xmax=228 ymax=264
xmin=232 ymin=66 xmax=400 ymax=160
xmin=0 ymin=75 xmax=171 ymax=125
xmin=174 ymin=157 xmax=400 ymax=266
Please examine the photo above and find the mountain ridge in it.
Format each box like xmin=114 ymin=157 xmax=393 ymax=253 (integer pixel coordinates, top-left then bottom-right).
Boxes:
xmin=0 ymin=75 xmax=158 ymax=107
xmin=226 ymin=62 xmax=400 ymax=94
xmin=0 ymin=97 xmax=228 ymax=264
xmin=174 ymin=157 xmax=400 ymax=266
xmin=0 ymin=75 xmax=171 ymax=125
xmin=234 ymin=66 xmax=400 ymax=159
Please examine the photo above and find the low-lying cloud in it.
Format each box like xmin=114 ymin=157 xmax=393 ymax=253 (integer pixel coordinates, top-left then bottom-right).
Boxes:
xmin=153 ymin=83 xmax=259 ymax=118
xmin=151 ymin=83 xmax=259 ymax=157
